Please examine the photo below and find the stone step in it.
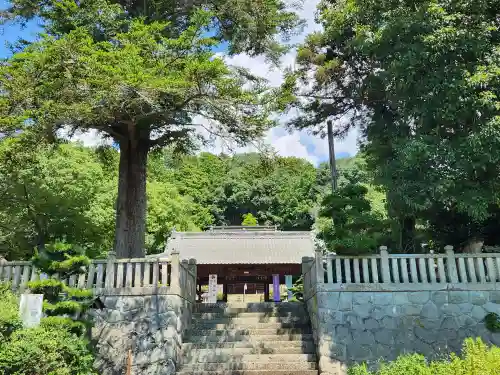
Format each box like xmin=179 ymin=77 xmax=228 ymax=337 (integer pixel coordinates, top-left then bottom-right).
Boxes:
xmin=192 ymin=322 xmax=310 ymax=330
xmin=180 ymin=361 xmax=317 ymax=372
xmin=183 ymin=353 xmax=316 ymax=364
xmin=176 ymin=370 xmax=319 ymax=375
xmin=188 ymin=334 xmax=313 ymax=344
xmin=183 ymin=341 xmax=315 ymax=351
xmin=182 ymin=345 xmax=315 ymax=356
xmin=193 ymin=313 xmax=309 ymax=321
xmin=194 ymin=303 xmax=306 ymax=314
xmin=189 ymin=328 xmax=311 ymax=337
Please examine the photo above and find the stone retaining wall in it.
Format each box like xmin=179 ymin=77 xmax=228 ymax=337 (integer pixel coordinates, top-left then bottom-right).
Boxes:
xmin=309 ymin=289 xmax=500 ymax=374
xmin=91 ymin=291 xmax=192 ymax=375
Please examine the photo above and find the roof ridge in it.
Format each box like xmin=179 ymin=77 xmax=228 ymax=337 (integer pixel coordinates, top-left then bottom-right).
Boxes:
xmin=177 ymin=231 xmax=312 ymax=237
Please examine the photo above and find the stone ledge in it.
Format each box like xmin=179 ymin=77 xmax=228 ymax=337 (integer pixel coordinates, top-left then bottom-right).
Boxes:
xmin=95 ymin=286 xmax=191 ymax=298
xmin=314 ymin=282 xmax=499 ymax=294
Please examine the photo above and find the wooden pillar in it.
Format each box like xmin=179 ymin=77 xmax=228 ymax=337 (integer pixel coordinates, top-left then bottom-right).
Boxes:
xmin=196 ymin=281 xmax=202 ymax=302
xmin=222 ymin=280 xmax=228 ymax=302
xmin=264 ymin=282 xmax=269 ymax=302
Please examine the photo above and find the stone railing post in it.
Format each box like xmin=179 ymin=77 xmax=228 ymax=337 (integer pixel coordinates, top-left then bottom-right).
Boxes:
xmin=301 ymin=256 xmax=314 ymax=300
xmin=170 ymin=250 xmax=180 ymax=295
xmin=188 ymin=258 xmax=197 ymax=303
xmin=379 ymin=246 xmax=391 ymax=283
xmin=105 ymin=251 xmax=116 ymax=289
xmin=315 ymin=248 xmax=324 ymax=285
xmin=445 ymin=245 xmax=459 ymax=283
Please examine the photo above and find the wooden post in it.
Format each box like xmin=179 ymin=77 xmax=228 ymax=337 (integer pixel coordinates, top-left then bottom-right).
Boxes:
xmin=222 ymin=280 xmax=227 ymax=303
xmin=380 ymin=246 xmax=391 ymax=283
xmin=445 ymin=245 xmax=459 ymax=283
xmin=126 ymin=348 xmax=132 ymax=375
xmin=170 ymin=250 xmax=180 ymax=295
xmin=188 ymin=258 xmax=197 ymax=303
xmin=105 ymin=251 xmax=116 ymax=289
xmin=327 ymin=120 xmax=338 ymax=192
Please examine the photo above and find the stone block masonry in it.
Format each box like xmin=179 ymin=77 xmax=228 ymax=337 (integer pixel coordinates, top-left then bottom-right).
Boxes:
xmin=301 ymin=248 xmax=500 ymax=374
xmin=310 ymin=289 xmax=500 ymax=374
xmin=92 ymin=290 xmax=193 ymax=375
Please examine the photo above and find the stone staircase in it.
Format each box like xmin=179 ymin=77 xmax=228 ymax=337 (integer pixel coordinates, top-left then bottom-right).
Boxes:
xmin=178 ymin=302 xmax=318 ymax=375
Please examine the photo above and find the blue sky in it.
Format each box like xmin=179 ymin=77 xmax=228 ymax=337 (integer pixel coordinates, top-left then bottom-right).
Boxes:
xmin=0 ymin=0 xmax=43 ymax=58
xmin=0 ymin=0 xmax=357 ymax=164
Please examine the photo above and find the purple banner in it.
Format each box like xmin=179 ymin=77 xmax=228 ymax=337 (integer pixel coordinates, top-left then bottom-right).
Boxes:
xmin=272 ymin=274 xmax=280 ymax=302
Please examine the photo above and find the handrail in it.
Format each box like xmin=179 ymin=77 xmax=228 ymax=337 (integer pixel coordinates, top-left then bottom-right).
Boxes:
xmin=302 ymin=246 xmax=500 ymax=296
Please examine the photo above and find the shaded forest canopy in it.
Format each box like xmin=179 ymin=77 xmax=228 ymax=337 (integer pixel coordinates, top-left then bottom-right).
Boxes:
xmin=3 ymin=138 xmax=500 ymax=261
xmin=0 ymin=137 xmax=364 ymax=259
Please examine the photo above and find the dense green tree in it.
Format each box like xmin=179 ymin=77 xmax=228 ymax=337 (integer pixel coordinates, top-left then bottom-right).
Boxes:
xmin=1 ymin=0 xmax=303 ymax=258
xmin=0 ymin=137 xmax=115 ymax=259
xmin=0 ymin=139 xmax=213 ymax=259
xmin=317 ymin=170 xmax=390 ymax=255
xmin=278 ymin=0 xmax=500 ymax=251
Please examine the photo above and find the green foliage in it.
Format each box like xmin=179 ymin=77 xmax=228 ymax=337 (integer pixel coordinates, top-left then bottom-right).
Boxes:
xmin=43 ymin=301 xmax=83 ymax=316
xmin=287 ymin=275 xmax=304 ymax=302
xmin=242 ymin=213 xmax=258 ymax=226
xmin=26 ymin=279 xmax=66 ymax=303
xmin=0 ymin=326 xmax=96 ymax=375
xmin=485 ymin=313 xmax=500 ymax=333
xmin=0 ymin=284 xmax=94 ymax=374
xmin=0 ymin=284 xmax=22 ymax=340
xmin=0 ymin=138 xmax=116 ymax=259
xmin=348 ymin=338 xmax=500 ymax=375
xmin=40 ymin=316 xmax=88 ymax=337
xmin=171 ymin=152 xmax=320 ymax=230
xmin=318 ymin=172 xmax=390 ymax=255
xmin=3 ymin=0 xmax=303 ymax=64
xmin=29 ymin=241 xmax=93 ymax=336
xmin=1 ymin=0 xmax=302 ymax=258
xmin=32 ymin=242 xmax=89 ymax=276
xmin=280 ymin=0 xmax=500 ymax=252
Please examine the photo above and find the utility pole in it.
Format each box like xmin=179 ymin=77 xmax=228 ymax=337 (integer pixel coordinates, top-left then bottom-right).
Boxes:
xmin=327 ymin=120 xmax=338 ymax=193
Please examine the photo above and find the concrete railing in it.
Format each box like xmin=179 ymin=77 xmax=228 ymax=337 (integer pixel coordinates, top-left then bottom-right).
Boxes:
xmin=0 ymin=250 xmax=197 ymax=302
xmin=303 ymin=246 xmax=500 ymax=299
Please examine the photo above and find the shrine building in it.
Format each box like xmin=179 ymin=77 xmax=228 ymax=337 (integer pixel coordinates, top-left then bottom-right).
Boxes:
xmin=163 ymin=226 xmax=315 ymax=302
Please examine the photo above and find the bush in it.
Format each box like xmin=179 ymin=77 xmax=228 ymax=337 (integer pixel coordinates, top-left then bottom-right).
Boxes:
xmin=0 ymin=278 xmax=96 ymax=375
xmin=0 ymin=327 xmax=95 ymax=375
xmin=348 ymin=338 xmax=500 ymax=375
xmin=0 ymin=284 xmax=22 ymax=340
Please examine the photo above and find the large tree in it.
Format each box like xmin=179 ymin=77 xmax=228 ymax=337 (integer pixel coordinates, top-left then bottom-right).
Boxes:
xmin=0 ymin=137 xmax=116 ymax=259
xmin=1 ymin=0 xmax=303 ymax=258
xmin=278 ymin=0 xmax=500 ymax=251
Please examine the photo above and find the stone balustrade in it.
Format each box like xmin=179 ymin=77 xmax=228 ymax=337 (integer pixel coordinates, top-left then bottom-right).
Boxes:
xmin=0 ymin=250 xmax=197 ymax=301
xmin=302 ymin=247 xmax=500 ymax=375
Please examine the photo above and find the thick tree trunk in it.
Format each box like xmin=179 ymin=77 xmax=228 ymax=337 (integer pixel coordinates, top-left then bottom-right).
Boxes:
xmin=114 ymin=135 xmax=149 ymax=259
xmin=400 ymin=216 xmax=416 ymax=253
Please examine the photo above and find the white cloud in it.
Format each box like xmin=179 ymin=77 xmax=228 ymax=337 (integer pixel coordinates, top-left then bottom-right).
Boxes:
xmin=58 ymin=128 xmax=113 ymax=147
xmin=270 ymin=129 xmax=319 ymax=164
xmin=217 ymin=1 xmax=360 ymax=164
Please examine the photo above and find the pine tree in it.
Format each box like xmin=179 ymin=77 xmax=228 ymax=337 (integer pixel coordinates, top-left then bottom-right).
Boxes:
xmin=242 ymin=213 xmax=258 ymax=226
xmin=27 ymin=241 xmax=94 ymax=335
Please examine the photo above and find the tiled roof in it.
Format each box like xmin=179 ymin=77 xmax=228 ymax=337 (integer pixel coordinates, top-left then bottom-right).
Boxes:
xmin=162 ymin=231 xmax=315 ymax=265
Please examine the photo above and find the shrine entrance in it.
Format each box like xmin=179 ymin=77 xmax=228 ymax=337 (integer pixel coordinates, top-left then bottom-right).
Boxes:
xmin=196 ymin=263 xmax=300 ymax=302
xmin=159 ymin=226 xmax=314 ymax=303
